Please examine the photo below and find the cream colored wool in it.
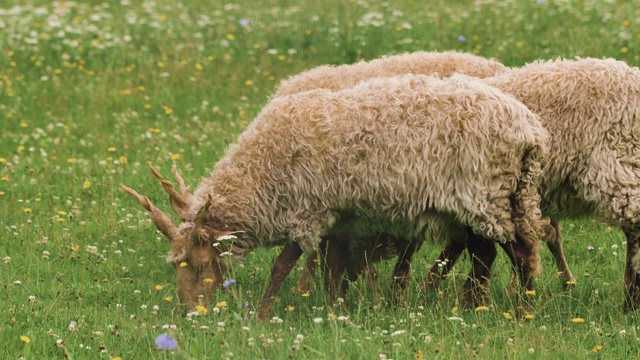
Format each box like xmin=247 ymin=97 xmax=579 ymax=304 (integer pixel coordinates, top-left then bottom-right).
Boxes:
xmin=176 ymin=74 xmax=548 ymax=262
xmin=483 ymin=58 xmax=640 ymax=225
xmin=273 ymin=51 xmax=507 ymax=98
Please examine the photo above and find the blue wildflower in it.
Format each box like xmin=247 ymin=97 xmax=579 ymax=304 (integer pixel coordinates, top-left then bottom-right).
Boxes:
xmin=155 ymin=333 xmax=177 ymax=350
xmin=239 ymin=19 xmax=249 ymax=27
xmin=223 ymin=279 xmax=236 ymax=288
xmin=457 ymin=35 xmax=467 ymax=42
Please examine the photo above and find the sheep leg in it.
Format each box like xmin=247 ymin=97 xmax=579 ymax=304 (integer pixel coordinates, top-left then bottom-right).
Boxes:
xmin=623 ymin=225 xmax=640 ymax=311
xmin=258 ymin=241 xmax=303 ymax=320
xmin=321 ymin=235 xmax=352 ymax=305
xmin=421 ymin=240 xmax=466 ymax=290
xmin=460 ymin=231 xmax=497 ymax=308
xmin=294 ymin=252 xmax=318 ymax=293
xmin=544 ymin=219 xmax=576 ymax=289
xmin=497 ymin=228 xmax=540 ymax=313
xmin=361 ymin=263 xmax=380 ymax=291
xmin=393 ymin=241 xmax=418 ymax=290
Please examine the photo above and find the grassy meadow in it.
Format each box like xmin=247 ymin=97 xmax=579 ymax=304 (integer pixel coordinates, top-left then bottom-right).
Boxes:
xmin=1 ymin=0 xmax=640 ymax=358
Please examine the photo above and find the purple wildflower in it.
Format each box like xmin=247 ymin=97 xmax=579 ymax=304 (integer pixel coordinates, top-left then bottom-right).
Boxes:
xmin=223 ymin=279 xmax=236 ymax=288
xmin=243 ymin=301 xmax=249 ymax=308
xmin=457 ymin=35 xmax=467 ymax=42
xmin=239 ymin=19 xmax=249 ymax=27
xmin=537 ymin=0 xmax=545 ymax=3
xmin=155 ymin=333 xmax=177 ymax=350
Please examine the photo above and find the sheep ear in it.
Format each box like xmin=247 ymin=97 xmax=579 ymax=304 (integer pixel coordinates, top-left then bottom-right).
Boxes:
xmin=189 ymin=195 xmax=213 ymax=244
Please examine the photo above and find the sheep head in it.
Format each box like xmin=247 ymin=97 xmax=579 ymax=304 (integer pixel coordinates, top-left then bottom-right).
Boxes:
xmin=120 ymin=166 xmax=231 ymax=311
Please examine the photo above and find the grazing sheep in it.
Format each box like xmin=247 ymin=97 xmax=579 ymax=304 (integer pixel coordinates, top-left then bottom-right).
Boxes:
xmin=429 ymin=58 xmax=640 ymax=310
xmin=273 ymin=51 xmax=514 ymax=295
xmin=273 ymin=50 xmax=507 ymax=98
xmin=121 ymin=73 xmax=548 ymax=320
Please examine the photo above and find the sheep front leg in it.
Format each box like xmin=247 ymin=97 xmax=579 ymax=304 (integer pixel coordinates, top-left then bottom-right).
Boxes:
xmin=294 ymin=252 xmax=318 ymax=293
xmin=460 ymin=231 xmax=497 ymax=308
xmin=258 ymin=242 xmax=303 ymax=320
xmin=421 ymin=240 xmax=466 ymax=290
xmin=623 ymin=225 xmax=640 ymax=311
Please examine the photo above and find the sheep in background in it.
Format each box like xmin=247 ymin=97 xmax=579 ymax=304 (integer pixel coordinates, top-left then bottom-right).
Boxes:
xmin=121 ymin=73 xmax=548 ymax=320
xmin=273 ymin=50 xmax=507 ymax=98
xmin=429 ymin=58 xmax=640 ymax=310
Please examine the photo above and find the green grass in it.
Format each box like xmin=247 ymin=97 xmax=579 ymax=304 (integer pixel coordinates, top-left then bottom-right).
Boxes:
xmin=1 ymin=0 xmax=639 ymax=358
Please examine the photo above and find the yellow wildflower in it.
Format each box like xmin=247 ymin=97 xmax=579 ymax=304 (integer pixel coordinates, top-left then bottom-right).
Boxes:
xmin=475 ymin=306 xmax=488 ymax=312
xmin=155 ymin=285 xmax=163 ymax=291
xmin=196 ymin=305 xmax=208 ymax=314
xmin=179 ymin=262 xmax=188 ymax=268
xmin=285 ymin=305 xmax=295 ymax=312
xmin=524 ymin=314 xmax=535 ymax=320
xmin=503 ymin=312 xmax=512 ymax=320
xmin=215 ymin=301 xmax=227 ymax=308
xmin=20 ymin=335 xmax=30 ymax=343
xmin=571 ymin=317 xmax=585 ymax=323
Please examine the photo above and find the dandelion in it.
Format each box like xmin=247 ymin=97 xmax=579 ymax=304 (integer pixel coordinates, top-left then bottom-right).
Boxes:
xmin=216 ymin=302 xmax=227 ymax=308
xmin=301 ymin=292 xmax=310 ymax=297
xmin=0 ymin=158 xmax=5 ymax=163
xmin=222 ymin=279 xmax=236 ymax=288
xmin=525 ymin=290 xmax=536 ymax=296
xmin=451 ymin=306 xmax=458 ymax=313
xmin=164 ymin=296 xmax=173 ymax=302
xmin=107 ymin=147 xmax=116 ymax=152
xmin=171 ymin=154 xmax=180 ymax=160
xmin=475 ymin=306 xmax=488 ymax=312
xmin=196 ymin=305 xmax=208 ymax=315
xmin=0 ymin=191 xmax=5 ymax=196
xmin=179 ymin=262 xmax=188 ymax=268
xmin=285 ymin=305 xmax=295 ymax=312
xmin=503 ymin=312 xmax=512 ymax=320
xmin=592 ymin=345 xmax=603 ymax=354
xmin=327 ymin=313 xmax=335 ymax=319
xmin=226 ymin=34 xmax=235 ymax=41
xmin=245 ymin=80 xmax=254 ymax=86
xmin=204 ymin=278 xmax=214 ymax=284
xmin=572 ymin=317 xmax=585 ymax=323
xmin=195 ymin=63 xmax=203 ymax=71
xmin=524 ymin=314 xmax=535 ymax=320
xmin=155 ymin=285 xmax=163 ymax=291
xmin=83 ymin=180 xmax=91 ymax=189
xmin=155 ymin=333 xmax=177 ymax=350
xmin=20 ymin=335 xmax=30 ymax=343
xmin=23 ymin=208 xmax=32 ymax=213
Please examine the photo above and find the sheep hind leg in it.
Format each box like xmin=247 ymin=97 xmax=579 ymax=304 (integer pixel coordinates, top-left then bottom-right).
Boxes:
xmin=421 ymin=240 xmax=466 ymax=290
xmin=257 ymin=241 xmax=303 ymax=321
xmin=497 ymin=228 xmax=541 ymax=315
xmin=545 ymin=219 xmax=576 ymax=290
xmin=460 ymin=230 xmax=497 ymax=308
xmin=623 ymin=225 xmax=640 ymax=312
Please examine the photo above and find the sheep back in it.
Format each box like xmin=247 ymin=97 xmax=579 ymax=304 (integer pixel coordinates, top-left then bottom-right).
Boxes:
xmin=273 ymin=51 xmax=507 ymax=98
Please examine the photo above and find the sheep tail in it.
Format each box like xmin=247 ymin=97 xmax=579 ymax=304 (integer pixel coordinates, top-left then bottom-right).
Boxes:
xmin=512 ymin=143 xmax=549 ymax=242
